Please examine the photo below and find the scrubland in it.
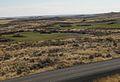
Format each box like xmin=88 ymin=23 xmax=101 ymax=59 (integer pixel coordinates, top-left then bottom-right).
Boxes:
xmin=0 ymin=12 xmax=120 ymax=80
xmin=94 ymin=74 xmax=120 ymax=82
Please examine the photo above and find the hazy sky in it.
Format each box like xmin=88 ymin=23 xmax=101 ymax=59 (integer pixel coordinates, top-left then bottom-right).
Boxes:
xmin=0 ymin=0 xmax=120 ymax=17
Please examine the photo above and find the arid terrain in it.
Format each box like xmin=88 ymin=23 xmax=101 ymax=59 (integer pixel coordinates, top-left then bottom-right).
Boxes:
xmin=0 ymin=12 xmax=120 ymax=80
xmin=94 ymin=74 xmax=120 ymax=82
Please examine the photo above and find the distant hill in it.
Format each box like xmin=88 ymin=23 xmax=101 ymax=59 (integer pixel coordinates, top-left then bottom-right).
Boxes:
xmin=2 ymin=12 xmax=120 ymax=22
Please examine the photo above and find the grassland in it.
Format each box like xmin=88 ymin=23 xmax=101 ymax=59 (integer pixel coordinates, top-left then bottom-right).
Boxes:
xmin=94 ymin=74 xmax=120 ymax=82
xmin=0 ymin=32 xmax=78 ymax=41
xmin=58 ymin=23 xmax=120 ymax=30
xmin=0 ymin=19 xmax=12 ymax=24
xmin=0 ymin=12 xmax=120 ymax=81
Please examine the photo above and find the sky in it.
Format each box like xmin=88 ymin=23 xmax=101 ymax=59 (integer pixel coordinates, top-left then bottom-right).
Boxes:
xmin=0 ymin=0 xmax=120 ymax=17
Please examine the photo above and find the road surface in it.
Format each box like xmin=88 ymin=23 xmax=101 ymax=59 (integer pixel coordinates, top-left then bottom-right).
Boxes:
xmin=1 ymin=58 xmax=120 ymax=82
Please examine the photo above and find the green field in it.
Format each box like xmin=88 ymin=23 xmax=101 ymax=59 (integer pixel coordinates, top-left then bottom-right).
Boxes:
xmin=0 ymin=32 xmax=79 ymax=42
xmin=59 ymin=23 xmax=120 ymax=29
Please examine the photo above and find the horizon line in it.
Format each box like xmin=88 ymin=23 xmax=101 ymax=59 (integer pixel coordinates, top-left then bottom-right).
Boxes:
xmin=0 ymin=11 xmax=120 ymax=18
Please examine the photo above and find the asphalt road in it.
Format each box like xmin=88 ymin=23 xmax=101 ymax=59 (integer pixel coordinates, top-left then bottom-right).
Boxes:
xmin=1 ymin=58 xmax=120 ymax=82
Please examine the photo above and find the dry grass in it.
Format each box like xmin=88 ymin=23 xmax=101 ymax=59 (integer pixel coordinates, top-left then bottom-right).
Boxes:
xmin=0 ymin=34 xmax=120 ymax=80
xmin=0 ymin=20 xmax=12 ymax=24
xmin=94 ymin=74 xmax=120 ymax=82
xmin=0 ymin=13 xmax=120 ymax=81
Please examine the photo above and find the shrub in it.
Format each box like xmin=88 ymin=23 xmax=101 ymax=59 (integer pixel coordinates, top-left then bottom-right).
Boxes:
xmin=12 ymin=33 xmax=24 ymax=37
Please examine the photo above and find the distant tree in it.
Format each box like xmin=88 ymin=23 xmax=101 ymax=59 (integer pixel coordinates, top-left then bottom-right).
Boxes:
xmin=82 ymin=18 xmax=86 ymax=22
